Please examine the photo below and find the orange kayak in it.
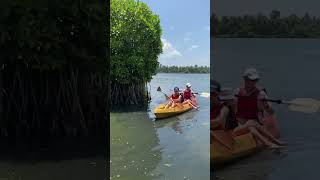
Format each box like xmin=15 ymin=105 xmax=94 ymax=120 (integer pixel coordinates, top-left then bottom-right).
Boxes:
xmin=211 ymin=116 xmax=280 ymax=166
xmin=211 ymin=130 xmax=263 ymax=166
xmin=154 ymin=99 xmax=197 ymax=119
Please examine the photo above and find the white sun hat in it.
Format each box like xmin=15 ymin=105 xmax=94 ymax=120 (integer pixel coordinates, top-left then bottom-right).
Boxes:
xmin=186 ymin=83 xmax=192 ymax=87
xmin=243 ymin=68 xmax=260 ymax=80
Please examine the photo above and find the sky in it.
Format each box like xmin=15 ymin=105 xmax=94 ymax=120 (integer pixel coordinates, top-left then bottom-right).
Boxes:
xmin=212 ymin=0 xmax=320 ymax=17
xmin=141 ymin=0 xmax=210 ymax=66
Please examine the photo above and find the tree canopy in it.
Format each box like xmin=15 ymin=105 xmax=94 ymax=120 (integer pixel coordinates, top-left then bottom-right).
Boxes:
xmin=212 ymin=10 xmax=320 ymax=38
xmin=110 ymin=0 xmax=162 ymax=85
xmin=0 ymin=0 xmax=106 ymax=72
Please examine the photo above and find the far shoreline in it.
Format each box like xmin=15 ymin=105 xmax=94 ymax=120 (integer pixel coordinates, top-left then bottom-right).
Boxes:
xmin=155 ymin=72 xmax=210 ymax=74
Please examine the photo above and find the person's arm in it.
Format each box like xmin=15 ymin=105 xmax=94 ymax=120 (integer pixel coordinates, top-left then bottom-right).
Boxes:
xmin=259 ymin=91 xmax=274 ymax=115
xmin=191 ymin=89 xmax=196 ymax=97
xmin=233 ymin=88 xmax=239 ymax=114
xmin=211 ymin=106 xmax=230 ymax=129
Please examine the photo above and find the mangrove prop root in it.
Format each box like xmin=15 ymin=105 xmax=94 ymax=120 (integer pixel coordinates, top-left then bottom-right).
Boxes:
xmin=110 ymin=82 xmax=149 ymax=107
xmin=0 ymin=65 xmax=107 ymax=140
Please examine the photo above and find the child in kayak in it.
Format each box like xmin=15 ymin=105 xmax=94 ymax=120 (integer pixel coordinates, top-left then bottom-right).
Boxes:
xmin=232 ymin=68 xmax=285 ymax=148
xmin=165 ymin=87 xmax=183 ymax=109
xmin=211 ymin=81 xmax=236 ymax=130
xmin=182 ymin=83 xmax=198 ymax=108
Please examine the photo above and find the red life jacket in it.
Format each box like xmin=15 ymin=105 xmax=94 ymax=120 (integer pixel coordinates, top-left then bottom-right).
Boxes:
xmin=183 ymin=90 xmax=192 ymax=99
xmin=236 ymin=88 xmax=261 ymax=120
xmin=171 ymin=94 xmax=180 ymax=100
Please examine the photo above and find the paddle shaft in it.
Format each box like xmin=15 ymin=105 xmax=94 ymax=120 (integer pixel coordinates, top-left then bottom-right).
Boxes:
xmin=220 ymin=97 xmax=291 ymax=105
xmin=169 ymin=89 xmax=200 ymax=95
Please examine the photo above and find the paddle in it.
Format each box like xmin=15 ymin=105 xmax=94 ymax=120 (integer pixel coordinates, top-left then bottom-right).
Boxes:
xmin=157 ymin=86 xmax=170 ymax=99
xmin=169 ymin=89 xmax=210 ymax=98
xmin=221 ymin=96 xmax=320 ymax=113
xmin=193 ymin=92 xmax=210 ymax=98
xmin=264 ymin=98 xmax=320 ymax=113
xmin=156 ymin=86 xmax=175 ymax=107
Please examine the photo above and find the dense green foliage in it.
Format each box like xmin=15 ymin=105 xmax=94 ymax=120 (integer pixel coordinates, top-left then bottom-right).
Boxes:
xmin=0 ymin=0 xmax=106 ymax=71
xmin=0 ymin=0 xmax=108 ymax=141
xmin=212 ymin=10 xmax=320 ymax=38
xmin=111 ymin=0 xmax=162 ymax=85
xmin=157 ymin=65 xmax=210 ymax=74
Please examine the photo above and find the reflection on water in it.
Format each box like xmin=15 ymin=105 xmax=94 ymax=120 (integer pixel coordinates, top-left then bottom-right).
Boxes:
xmin=111 ymin=73 xmax=210 ymax=180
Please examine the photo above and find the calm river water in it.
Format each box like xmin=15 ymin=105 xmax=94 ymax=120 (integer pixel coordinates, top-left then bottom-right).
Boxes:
xmin=111 ymin=73 xmax=210 ymax=180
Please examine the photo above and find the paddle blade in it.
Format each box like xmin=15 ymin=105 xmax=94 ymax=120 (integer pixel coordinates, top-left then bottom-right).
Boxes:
xmin=288 ymin=98 xmax=320 ymax=113
xmin=200 ymin=92 xmax=210 ymax=98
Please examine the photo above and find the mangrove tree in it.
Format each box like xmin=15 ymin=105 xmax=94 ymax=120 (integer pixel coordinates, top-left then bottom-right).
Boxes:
xmin=0 ymin=0 xmax=108 ymax=145
xmin=110 ymin=0 xmax=162 ymax=106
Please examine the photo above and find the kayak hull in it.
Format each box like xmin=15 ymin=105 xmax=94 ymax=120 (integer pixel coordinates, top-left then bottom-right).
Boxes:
xmin=154 ymin=100 xmax=197 ymax=119
xmin=211 ymin=130 xmax=264 ymax=166
xmin=211 ymin=115 xmax=279 ymax=166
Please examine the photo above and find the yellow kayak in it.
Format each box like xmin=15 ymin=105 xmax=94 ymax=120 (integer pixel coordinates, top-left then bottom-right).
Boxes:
xmin=211 ymin=130 xmax=264 ymax=166
xmin=154 ymin=102 xmax=194 ymax=119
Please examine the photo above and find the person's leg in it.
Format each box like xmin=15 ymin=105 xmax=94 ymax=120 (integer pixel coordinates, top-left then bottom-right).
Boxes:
xmin=182 ymin=99 xmax=190 ymax=105
xmin=182 ymin=99 xmax=197 ymax=109
xmin=191 ymin=96 xmax=198 ymax=105
xmin=177 ymin=102 xmax=183 ymax=108
xmin=232 ymin=124 xmax=250 ymax=136
xmin=246 ymin=120 xmax=286 ymax=146
xmin=261 ymin=115 xmax=280 ymax=138
xmin=171 ymin=101 xmax=176 ymax=108
xmin=255 ymin=125 xmax=286 ymax=145
xmin=248 ymin=126 xmax=283 ymax=148
xmin=165 ymin=101 xmax=172 ymax=109
xmin=233 ymin=121 xmax=283 ymax=148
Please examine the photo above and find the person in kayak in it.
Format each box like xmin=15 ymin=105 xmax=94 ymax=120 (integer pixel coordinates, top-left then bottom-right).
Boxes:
xmin=211 ymin=80 xmax=237 ymax=131
xmin=182 ymin=83 xmax=198 ymax=108
xmin=232 ymin=68 xmax=285 ymax=148
xmin=164 ymin=87 xmax=183 ymax=109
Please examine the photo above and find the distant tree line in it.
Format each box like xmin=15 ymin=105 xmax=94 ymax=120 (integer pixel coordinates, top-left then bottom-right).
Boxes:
xmin=157 ymin=65 xmax=210 ymax=73
xmin=211 ymin=10 xmax=320 ymax=38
